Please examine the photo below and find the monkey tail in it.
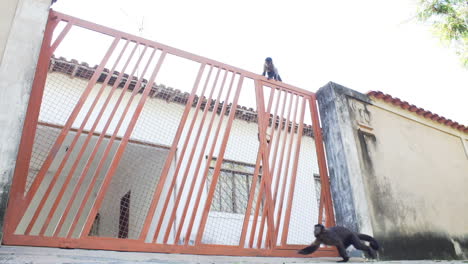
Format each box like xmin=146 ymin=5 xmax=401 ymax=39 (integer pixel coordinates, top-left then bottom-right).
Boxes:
xmin=297 ymin=244 xmax=320 ymax=255
xmin=358 ymin=234 xmax=380 ymax=250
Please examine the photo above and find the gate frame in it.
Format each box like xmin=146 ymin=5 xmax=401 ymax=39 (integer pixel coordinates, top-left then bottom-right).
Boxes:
xmin=2 ymin=10 xmax=336 ymax=258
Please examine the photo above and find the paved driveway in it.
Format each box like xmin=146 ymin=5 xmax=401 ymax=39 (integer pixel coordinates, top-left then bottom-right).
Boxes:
xmin=0 ymin=246 xmax=466 ymax=264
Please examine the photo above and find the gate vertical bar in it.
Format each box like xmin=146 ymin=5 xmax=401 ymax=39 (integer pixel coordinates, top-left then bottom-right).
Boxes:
xmin=170 ymin=70 xmax=229 ymax=245
xmin=272 ymin=94 xmax=299 ymax=245
xmin=63 ymin=47 xmax=157 ymax=238
xmin=152 ymin=65 xmax=214 ymax=243
xmin=239 ymin=86 xmax=276 ymax=248
xmin=80 ymin=51 xmax=168 ymax=238
xmin=54 ymin=42 xmax=145 ymax=237
xmin=281 ymin=96 xmax=306 ymax=245
xmin=253 ymin=80 xmax=276 ymax=249
xmin=310 ymin=94 xmax=335 ymax=227
xmin=138 ymin=63 xmax=207 ymax=241
xmin=249 ymin=89 xmax=287 ymax=248
xmin=24 ymin=40 xmax=131 ymax=236
xmin=50 ymin=43 xmax=148 ymax=237
xmin=255 ymin=91 xmax=293 ymax=248
xmin=162 ymin=68 xmax=222 ymax=244
xmin=39 ymin=40 xmax=138 ymax=236
xmin=49 ymin=22 xmax=73 ymax=53
xmin=194 ymin=75 xmax=244 ymax=245
xmin=269 ymin=91 xmax=290 ymax=200
xmin=183 ymin=72 xmax=236 ymax=244
xmin=22 ymin=36 xmax=120 ymax=216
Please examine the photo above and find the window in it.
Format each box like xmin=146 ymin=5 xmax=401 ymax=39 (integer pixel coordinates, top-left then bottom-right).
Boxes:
xmin=88 ymin=213 xmax=100 ymax=236
xmin=206 ymin=158 xmax=262 ymax=215
xmin=314 ymin=173 xmax=321 ymax=210
xmin=314 ymin=173 xmax=327 ymax=225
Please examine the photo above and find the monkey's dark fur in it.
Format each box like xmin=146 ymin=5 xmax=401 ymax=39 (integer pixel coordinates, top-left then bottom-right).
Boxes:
xmin=262 ymin=57 xmax=282 ymax=81
xmin=298 ymin=224 xmax=379 ymax=263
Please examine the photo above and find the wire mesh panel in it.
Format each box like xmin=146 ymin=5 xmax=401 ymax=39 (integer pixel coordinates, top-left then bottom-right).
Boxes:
xmin=25 ymin=124 xmax=61 ymax=195
xmin=25 ymin=57 xmax=104 ymax=195
xmin=87 ymin=142 xmax=170 ymax=239
xmin=3 ymin=10 xmax=336 ymax=258
xmin=200 ymin=78 xmax=266 ymax=247
xmin=283 ymin=99 xmax=320 ymax=245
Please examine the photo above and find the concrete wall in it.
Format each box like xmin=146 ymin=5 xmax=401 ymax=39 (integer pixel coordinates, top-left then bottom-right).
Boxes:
xmin=315 ymin=82 xmax=373 ymax=235
xmin=0 ymin=0 xmax=50 ymax=242
xmin=0 ymin=0 xmax=19 ymax=62
xmin=317 ymin=82 xmax=468 ymax=260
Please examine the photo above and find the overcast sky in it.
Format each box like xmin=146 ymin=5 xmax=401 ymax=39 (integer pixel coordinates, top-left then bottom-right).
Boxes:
xmin=53 ymin=0 xmax=467 ymax=125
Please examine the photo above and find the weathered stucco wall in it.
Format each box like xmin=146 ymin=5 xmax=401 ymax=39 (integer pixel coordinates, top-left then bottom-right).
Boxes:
xmin=0 ymin=0 xmax=50 ymax=242
xmin=317 ymin=82 xmax=468 ymax=260
xmin=0 ymin=0 xmax=19 ymax=62
xmin=353 ymin=96 xmax=468 ymax=260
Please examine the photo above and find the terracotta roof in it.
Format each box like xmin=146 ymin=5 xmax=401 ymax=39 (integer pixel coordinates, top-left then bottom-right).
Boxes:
xmin=367 ymin=91 xmax=467 ymax=133
xmin=48 ymin=56 xmax=315 ymax=137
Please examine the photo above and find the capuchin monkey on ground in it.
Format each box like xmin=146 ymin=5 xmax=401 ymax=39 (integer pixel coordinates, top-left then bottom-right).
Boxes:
xmin=298 ymin=224 xmax=379 ymax=263
xmin=262 ymin=57 xmax=282 ymax=81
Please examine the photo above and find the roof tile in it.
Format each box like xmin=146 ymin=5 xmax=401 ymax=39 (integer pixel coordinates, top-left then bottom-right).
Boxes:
xmin=47 ymin=56 xmax=317 ymax=137
xmin=367 ymin=90 xmax=466 ymax=133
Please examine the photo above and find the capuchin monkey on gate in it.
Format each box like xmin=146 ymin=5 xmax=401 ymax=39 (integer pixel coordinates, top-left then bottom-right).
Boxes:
xmin=298 ymin=224 xmax=379 ymax=263
xmin=262 ymin=57 xmax=282 ymax=81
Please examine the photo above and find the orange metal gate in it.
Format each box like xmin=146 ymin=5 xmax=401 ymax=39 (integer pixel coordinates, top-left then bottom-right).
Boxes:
xmin=3 ymin=10 xmax=336 ymax=257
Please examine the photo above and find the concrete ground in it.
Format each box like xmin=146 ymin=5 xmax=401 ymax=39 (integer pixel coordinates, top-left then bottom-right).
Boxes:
xmin=0 ymin=246 xmax=466 ymax=264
